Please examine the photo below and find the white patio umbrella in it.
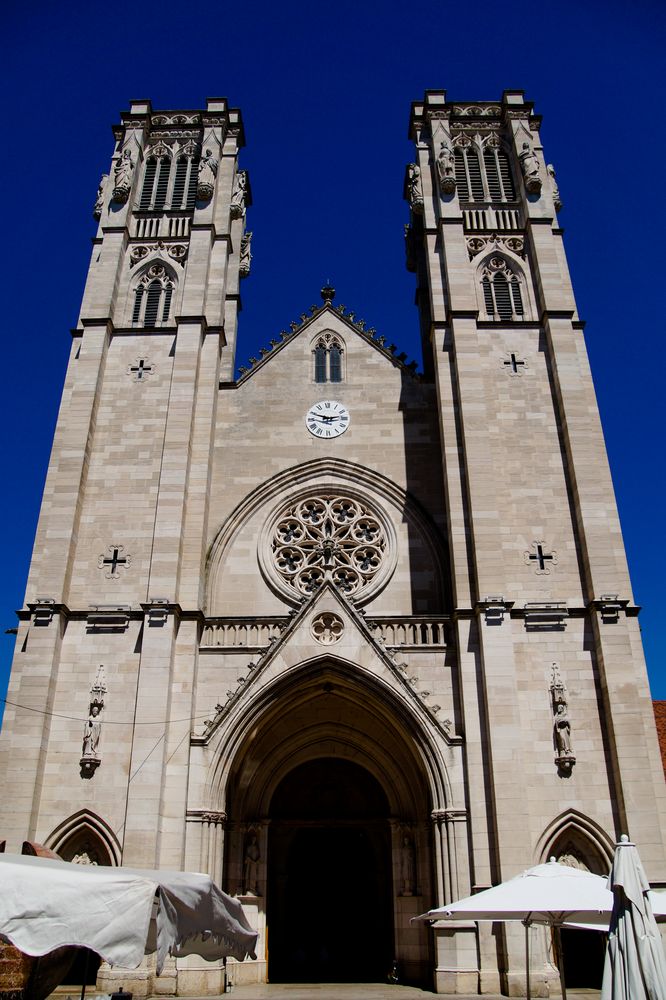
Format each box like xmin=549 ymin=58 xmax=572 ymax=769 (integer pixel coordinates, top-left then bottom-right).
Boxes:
xmin=601 ymin=835 xmax=666 ymax=1000
xmin=0 ymin=853 xmax=257 ymax=996
xmin=415 ymin=859 xmax=615 ymax=999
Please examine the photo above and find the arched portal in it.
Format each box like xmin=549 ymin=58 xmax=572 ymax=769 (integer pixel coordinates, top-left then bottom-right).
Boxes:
xmin=218 ymin=659 xmax=443 ymax=985
xmin=268 ymin=758 xmax=392 ymax=982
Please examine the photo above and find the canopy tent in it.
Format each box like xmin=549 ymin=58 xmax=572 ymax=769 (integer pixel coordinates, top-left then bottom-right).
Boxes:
xmin=415 ymin=859 xmax=666 ymax=999
xmin=0 ymin=853 xmax=257 ymax=988
xmin=602 ymin=835 xmax=666 ymax=1000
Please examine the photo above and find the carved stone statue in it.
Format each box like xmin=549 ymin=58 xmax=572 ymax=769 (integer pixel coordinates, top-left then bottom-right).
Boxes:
xmin=197 ymin=148 xmax=218 ymax=201
xmin=230 ymin=170 xmax=247 ymax=219
xmin=239 ymin=231 xmax=252 ymax=278
xmin=400 ymin=833 xmax=416 ymax=895
xmin=436 ymin=139 xmax=456 ymax=194
xmin=80 ymin=665 xmax=106 ymax=774
xmin=518 ymin=141 xmax=542 ymax=194
xmin=93 ymin=174 xmax=107 ymax=220
xmin=113 ymin=149 xmax=134 ymax=203
xmin=243 ymin=830 xmax=261 ymax=895
xmin=547 ymin=163 xmax=562 ymax=212
xmin=553 ymin=702 xmax=572 ymax=754
xmin=550 ymin=662 xmax=575 ymax=772
xmin=82 ymin=704 xmax=102 ymax=758
xmin=407 ymin=163 xmax=423 ymax=214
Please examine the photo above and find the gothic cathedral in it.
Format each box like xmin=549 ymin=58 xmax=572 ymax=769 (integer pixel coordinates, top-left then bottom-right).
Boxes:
xmin=1 ymin=92 xmax=665 ymax=996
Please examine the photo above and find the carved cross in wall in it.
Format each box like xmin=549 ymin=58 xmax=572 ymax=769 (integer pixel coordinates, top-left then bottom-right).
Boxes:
xmin=529 ymin=544 xmax=554 ymax=572
xmin=503 ymin=353 xmax=526 ymax=374
xmin=129 ymin=359 xmax=153 ymax=380
xmin=99 ymin=546 xmax=130 ymax=578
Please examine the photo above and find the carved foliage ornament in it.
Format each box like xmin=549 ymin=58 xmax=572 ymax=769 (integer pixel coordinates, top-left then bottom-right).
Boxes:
xmin=271 ymin=494 xmax=386 ymax=598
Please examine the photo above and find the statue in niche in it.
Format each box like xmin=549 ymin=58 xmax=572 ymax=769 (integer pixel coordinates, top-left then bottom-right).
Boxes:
xmin=407 ymin=163 xmax=423 ymax=213
xmin=93 ymin=174 xmax=107 ymax=220
xmin=243 ymin=830 xmax=261 ymax=895
xmin=436 ymin=138 xmax=456 ymax=194
xmin=80 ymin=665 xmax=106 ymax=776
xmin=550 ymin=662 xmax=575 ymax=772
xmin=400 ymin=832 xmax=416 ymax=896
xmin=82 ymin=704 xmax=102 ymax=758
xmin=239 ymin=231 xmax=252 ymax=278
xmin=197 ymin=148 xmax=218 ymax=201
xmin=547 ymin=163 xmax=562 ymax=212
xmin=112 ymin=148 xmax=134 ymax=203
xmin=230 ymin=170 xmax=247 ymax=219
xmin=553 ymin=703 xmax=572 ymax=754
xmin=518 ymin=140 xmax=542 ymax=194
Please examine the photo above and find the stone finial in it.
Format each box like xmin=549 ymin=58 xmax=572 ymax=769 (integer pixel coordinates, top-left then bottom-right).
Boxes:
xmin=321 ymin=283 xmax=335 ymax=303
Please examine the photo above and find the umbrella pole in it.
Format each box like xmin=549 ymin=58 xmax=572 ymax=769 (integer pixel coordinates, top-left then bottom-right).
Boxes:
xmin=524 ymin=919 xmax=531 ymax=1000
xmin=80 ymin=948 xmax=90 ymax=1000
xmin=553 ymin=925 xmax=567 ymax=1000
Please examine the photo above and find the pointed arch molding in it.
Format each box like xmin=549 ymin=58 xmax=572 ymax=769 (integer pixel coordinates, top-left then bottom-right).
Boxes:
xmin=535 ymin=809 xmax=615 ymax=871
xmin=206 ymin=457 xmax=449 ymax=613
xmin=46 ymin=809 xmax=121 ymax=866
xmin=201 ymin=653 xmax=453 ymax=819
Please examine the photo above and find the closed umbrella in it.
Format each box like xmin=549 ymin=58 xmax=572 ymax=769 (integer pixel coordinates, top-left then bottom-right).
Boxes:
xmin=601 ymin=834 xmax=666 ymax=1000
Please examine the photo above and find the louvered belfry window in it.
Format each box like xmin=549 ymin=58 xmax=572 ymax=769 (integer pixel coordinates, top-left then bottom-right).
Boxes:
xmin=131 ymin=264 xmax=175 ymax=327
xmin=138 ymin=146 xmax=200 ymax=212
xmin=313 ymin=334 xmax=344 ymax=383
xmin=481 ymin=257 xmax=524 ymax=320
xmin=455 ymin=141 xmax=516 ymax=203
xmin=139 ymin=155 xmax=171 ymax=211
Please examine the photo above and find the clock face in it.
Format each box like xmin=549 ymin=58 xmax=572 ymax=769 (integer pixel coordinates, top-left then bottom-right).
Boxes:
xmin=305 ymin=400 xmax=350 ymax=438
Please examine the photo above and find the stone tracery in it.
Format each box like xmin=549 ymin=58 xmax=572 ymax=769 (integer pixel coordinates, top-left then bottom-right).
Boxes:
xmin=271 ymin=494 xmax=387 ymax=598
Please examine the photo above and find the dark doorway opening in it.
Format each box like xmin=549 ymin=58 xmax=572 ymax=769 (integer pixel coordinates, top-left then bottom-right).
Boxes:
xmin=267 ymin=758 xmax=393 ymax=983
xmin=559 ymin=928 xmax=606 ymax=988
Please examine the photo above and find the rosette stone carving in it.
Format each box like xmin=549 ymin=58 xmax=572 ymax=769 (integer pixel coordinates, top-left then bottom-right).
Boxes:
xmin=271 ymin=494 xmax=387 ymax=598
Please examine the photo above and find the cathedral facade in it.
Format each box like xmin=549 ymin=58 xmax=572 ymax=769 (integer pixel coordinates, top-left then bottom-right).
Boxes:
xmin=1 ymin=91 xmax=665 ymax=996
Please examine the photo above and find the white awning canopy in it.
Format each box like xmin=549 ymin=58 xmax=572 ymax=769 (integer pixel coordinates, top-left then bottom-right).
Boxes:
xmin=0 ymin=853 xmax=257 ymax=974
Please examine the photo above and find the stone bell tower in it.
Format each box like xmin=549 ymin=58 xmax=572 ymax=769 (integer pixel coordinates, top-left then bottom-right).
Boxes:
xmin=0 ymin=98 xmax=252 ymax=865
xmin=405 ymin=89 xmax=666 ymax=992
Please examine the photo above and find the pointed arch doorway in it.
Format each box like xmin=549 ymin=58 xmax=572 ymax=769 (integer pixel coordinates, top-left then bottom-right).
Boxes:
xmin=220 ymin=659 xmax=443 ymax=986
xmin=267 ymin=757 xmax=393 ymax=982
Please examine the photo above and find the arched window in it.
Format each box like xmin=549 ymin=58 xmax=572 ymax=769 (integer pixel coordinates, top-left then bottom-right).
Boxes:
xmin=131 ymin=263 xmax=176 ymax=327
xmin=138 ymin=144 xmax=199 ymax=212
xmin=312 ymin=333 xmax=344 ymax=383
xmin=481 ymin=256 xmax=524 ymax=320
xmin=139 ymin=153 xmax=171 ymax=211
xmin=454 ymin=140 xmax=516 ymax=203
xmin=171 ymin=153 xmax=199 ymax=210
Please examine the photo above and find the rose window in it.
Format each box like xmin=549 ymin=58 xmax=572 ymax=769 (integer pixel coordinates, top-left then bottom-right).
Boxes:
xmin=271 ymin=494 xmax=387 ymax=598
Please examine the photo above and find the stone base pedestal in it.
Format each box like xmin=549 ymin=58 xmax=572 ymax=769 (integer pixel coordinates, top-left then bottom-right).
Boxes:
xmin=433 ymin=922 xmax=479 ymax=994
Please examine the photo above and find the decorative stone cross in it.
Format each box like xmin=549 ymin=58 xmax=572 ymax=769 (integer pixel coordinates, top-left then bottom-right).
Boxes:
xmin=503 ymin=353 xmax=526 ymax=375
xmin=98 ymin=544 xmax=132 ymax=579
xmin=129 ymin=359 xmax=153 ymax=381
xmin=528 ymin=543 xmax=554 ymax=572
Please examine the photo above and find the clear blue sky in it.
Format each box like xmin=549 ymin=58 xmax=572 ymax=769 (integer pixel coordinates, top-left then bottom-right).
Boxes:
xmin=1 ymin=0 xmax=665 ymax=724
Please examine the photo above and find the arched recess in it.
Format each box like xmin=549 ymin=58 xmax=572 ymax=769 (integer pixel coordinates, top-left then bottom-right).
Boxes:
xmin=46 ymin=809 xmax=121 ymax=866
xmin=535 ymin=809 xmax=614 ymax=875
xmin=475 ymin=248 xmax=536 ymax=322
xmin=206 ymin=457 xmax=450 ymax=615
xmin=199 ymin=656 xmax=450 ymax=984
